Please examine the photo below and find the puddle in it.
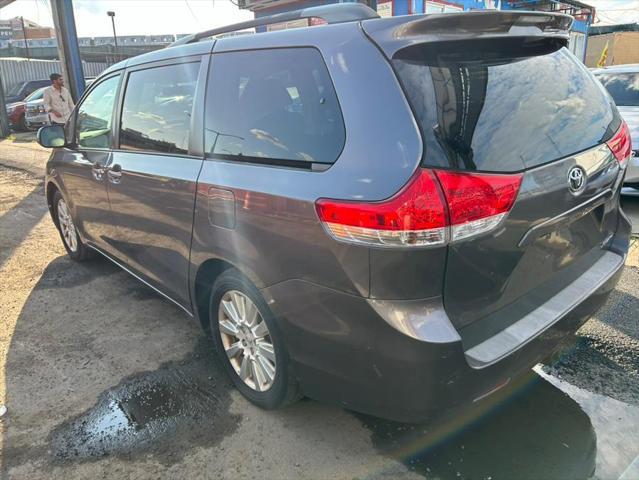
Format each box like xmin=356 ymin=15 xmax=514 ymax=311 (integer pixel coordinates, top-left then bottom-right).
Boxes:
xmin=49 ymin=338 xmax=240 ymax=465
xmin=357 ymin=369 xmax=639 ymax=480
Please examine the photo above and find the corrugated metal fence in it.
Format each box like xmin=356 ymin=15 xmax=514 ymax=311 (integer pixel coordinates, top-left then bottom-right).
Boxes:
xmin=0 ymin=58 xmax=108 ymax=92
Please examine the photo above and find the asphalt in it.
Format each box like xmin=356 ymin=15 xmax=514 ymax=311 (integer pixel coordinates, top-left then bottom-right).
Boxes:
xmin=1 ymin=136 xmax=638 ymax=479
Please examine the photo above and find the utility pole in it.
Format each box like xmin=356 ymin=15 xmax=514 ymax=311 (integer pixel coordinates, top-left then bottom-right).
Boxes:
xmin=107 ymin=11 xmax=118 ymax=61
xmin=20 ymin=16 xmax=30 ymax=60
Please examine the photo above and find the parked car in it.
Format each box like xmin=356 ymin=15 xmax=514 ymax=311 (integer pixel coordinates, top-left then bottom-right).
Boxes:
xmin=25 ymin=79 xmax=95 ymax=130
xmin=37 ymin=5 xmax=632 ymax=422
xmin=24 ymin=87 xmax=48 ymax=130
xmin=4 ymin=79 xmax=50 ymax=104
xmin=592 ymin=64 xmax=639 ymax=190
xmin=5 ymin=86 xmax=49 ymax=131
xmin=6 ymin=100 xmax=27 ymax=131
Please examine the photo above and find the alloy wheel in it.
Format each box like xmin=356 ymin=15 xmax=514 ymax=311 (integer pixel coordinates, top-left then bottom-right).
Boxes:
xmin=57 ymin=198 xmax=78 ymax=252
xmin=218 ymin=290 xmax=276 ymax=392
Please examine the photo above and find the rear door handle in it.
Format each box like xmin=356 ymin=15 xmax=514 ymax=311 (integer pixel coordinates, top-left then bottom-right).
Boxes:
xmin=108 ymin=163 xmax=122 ymax=184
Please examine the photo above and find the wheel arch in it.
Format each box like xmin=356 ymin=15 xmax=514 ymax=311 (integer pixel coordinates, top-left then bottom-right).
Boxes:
xmin=193 ymin=257 xmax=236 ymax=332
xmin=46 ymin=181 xmax=59 ymax=225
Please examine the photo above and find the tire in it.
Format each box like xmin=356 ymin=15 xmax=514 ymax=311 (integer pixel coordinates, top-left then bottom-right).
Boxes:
xmin=209 ymin=269 xmax=301 ymax=410
xmin=53 ymin=190 xmax=92 ymax=261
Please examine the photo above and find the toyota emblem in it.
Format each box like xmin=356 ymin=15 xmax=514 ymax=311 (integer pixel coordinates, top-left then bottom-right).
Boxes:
xmin=567 ymin=166 xmax=587 ymax=195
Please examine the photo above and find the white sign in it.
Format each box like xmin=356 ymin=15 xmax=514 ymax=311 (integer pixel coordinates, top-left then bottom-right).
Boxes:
xmin=377 ymin=1 xmax=393 ymax=17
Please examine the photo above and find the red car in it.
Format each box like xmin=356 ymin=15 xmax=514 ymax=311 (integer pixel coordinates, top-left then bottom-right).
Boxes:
xmin=6 ymin=101 xmax=26 ymax=131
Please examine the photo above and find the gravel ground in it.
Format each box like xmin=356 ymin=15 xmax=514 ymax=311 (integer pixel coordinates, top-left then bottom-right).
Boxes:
xmin=1 ymin=143 xmax=638 ymax=480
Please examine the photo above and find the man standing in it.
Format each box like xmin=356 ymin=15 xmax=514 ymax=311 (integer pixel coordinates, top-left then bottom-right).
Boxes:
xmin=43 ymin=73 xmax=75 ymax=125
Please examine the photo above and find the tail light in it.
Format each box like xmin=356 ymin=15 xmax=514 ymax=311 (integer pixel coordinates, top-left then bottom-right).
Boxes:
xmin=435 ymin=171 xmax=522 ymax=242
xmin=606 ymin=120 xmax=632 ymax=168
xmin=316 ymin=169 xmax=522 ymax=248
xmin=315 ymin=169 xmax=448 ymax=247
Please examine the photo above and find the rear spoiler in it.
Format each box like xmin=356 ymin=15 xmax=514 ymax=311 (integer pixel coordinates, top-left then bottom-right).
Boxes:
xmin=362 ymin=11 xmax=573 ymax=58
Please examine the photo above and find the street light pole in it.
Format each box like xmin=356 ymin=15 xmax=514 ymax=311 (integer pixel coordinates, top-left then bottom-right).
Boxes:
xmin=106 ymin=11 xmax=118 ymax=61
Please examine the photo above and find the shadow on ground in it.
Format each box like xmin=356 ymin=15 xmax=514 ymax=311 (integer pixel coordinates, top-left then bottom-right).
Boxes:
xmin=0 ymin=169 xmax=48 ymax=268
xmin=2 ymin=254 xmax=239 ymax=476
xmin=355 ymin=372 xmax=597 ymax=480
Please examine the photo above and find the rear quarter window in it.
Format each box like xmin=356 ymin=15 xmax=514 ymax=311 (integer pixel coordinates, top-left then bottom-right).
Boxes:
xmin=204 ymin=47 xmax=345 ymax=167
xmin=394 ymin=40 xmax=619 ymax=172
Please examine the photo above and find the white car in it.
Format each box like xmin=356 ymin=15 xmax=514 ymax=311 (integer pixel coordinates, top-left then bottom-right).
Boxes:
xmin=24 ymin=87 xmax=49 ymax=130
xmin=593 ymin=64 xmax=639 ymax=191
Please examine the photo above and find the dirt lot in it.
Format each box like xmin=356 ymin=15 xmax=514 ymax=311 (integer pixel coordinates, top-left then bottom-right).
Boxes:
xmin=1 ymin=137 xmax=639 ymax=479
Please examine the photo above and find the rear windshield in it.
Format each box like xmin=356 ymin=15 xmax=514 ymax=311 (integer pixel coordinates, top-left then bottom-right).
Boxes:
xmin=595 ymin=72 xmax=639 ymax=107
xmin=394 ymin=39 xmax=619 ymax=172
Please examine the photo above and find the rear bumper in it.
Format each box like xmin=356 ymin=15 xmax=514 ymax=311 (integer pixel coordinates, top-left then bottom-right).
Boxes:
xmin=261 ymin=217 xmax=630 ymax=422
xmin=8 ymin=112 xmax=23 ymax=127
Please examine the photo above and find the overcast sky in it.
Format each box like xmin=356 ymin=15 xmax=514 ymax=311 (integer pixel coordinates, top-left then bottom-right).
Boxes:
xmin=0 ymin=0 xmax=636 ymax=35
xmin=0 ymin=0 xmax=252 ymax=37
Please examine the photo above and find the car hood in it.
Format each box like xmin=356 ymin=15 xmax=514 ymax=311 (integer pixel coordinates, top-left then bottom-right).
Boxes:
xmin=618 ymin=106 xmax=639 ymax=150
xmin=25 ymin=99 xmax=44 ymax=107
xmin=6 ymin=102 xmax=23 ymax=111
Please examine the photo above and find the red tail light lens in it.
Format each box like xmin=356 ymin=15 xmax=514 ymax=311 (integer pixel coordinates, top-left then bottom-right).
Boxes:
xmin=316 ymin=168 xmax=523 ymax=248
xmin=435 ymin=170 xmax=523 ymax=242
xmin=606 ymin=120 xmax=632 ymax=167
xmin=316 ymin=169 xmax=448 ymax=247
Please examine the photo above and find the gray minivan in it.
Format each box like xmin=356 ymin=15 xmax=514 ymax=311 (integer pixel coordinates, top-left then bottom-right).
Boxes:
xmin=38 ymin=5 xmax=632 ymax=422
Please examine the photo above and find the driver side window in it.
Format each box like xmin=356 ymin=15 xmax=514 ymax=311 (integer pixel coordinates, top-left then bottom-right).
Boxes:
xmin=76 ymin=74 xmax=120 ymax=149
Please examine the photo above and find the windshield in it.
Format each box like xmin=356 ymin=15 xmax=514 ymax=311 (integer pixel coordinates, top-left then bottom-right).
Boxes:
xmin=25 ymin=87 xmax=46 ymax=102
xmin=6 ymin=82 xmax=23 ymax=96
xmin=595 ymin=72 xmax=639 ymax=107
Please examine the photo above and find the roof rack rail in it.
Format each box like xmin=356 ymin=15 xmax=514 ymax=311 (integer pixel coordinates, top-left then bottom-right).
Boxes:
xmin=170 ymin=3 xmax=380 ymax=47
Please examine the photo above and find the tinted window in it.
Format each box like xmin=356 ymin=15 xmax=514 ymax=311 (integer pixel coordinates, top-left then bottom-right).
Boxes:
xmin=77 ymin=75 xmax=120 ymax=149
xmin=394 ymin=40 xmax=618 ymax=172
xmin=120 ymin=62 xmax=199 ymax=155
xmin=205 ymin=48 xmax=345 ymax=166
xmin=595 ymin=72 xmax=639 ymax=107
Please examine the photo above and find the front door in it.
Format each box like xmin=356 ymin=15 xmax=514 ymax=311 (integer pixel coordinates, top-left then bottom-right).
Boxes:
xmin=105 ymin=61 xmax=203 ymax=309
xmin=58 ymin=74 xmax=121 ymax=253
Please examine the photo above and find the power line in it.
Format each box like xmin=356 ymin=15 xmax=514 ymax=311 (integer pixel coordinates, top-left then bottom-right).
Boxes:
xmin=184 ymin=0 xmax=202 ymax=28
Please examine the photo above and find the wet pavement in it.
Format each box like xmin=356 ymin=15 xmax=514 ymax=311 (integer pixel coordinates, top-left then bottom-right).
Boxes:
xmin=1 ymin=163 xmax=638 ymax=479
xmin=49 ymin=339 xmax=239 ymax=465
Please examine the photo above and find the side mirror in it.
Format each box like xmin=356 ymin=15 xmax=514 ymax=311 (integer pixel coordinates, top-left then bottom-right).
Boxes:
xmin=37 ymin=124 xmax=66 ymax=148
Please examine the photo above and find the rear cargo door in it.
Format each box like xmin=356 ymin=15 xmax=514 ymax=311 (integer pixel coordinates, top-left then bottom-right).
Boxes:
xmin=368 ymin=23 xmax=625 ymax=348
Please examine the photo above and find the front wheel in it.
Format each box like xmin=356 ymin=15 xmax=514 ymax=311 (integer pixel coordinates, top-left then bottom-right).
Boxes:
xmin=209 ymin=269 xmax=301 ymax=410
xmin=53 ymin=190 xmax=92 ymax=261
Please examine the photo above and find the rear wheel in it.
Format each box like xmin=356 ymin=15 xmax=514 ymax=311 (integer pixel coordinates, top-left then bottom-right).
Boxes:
xmin=209 ymin=269 xmax=300 ymax=409
xmin=53 ymin=191 xmax=91 ymax=261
